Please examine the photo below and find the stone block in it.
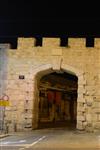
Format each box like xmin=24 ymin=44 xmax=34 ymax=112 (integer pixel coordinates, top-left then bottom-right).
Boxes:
xmin=94 ymin=38 xmax=100 ymax=48
xmin=43 ymin=38 xmax=60 ymax=47
xmin=17 ymin=123 xmax=24 ymax=131
xmin=93 ymin=96 xmax=100 ymax=102
xmin=85 ymin=126 xmax=93 ymax=132
xmin=52 ymin=57 xmax=62 ymax=70
xmin=98 ymin=114 xmax=100 ymax=121
xmin=24 ymin=100 xmax=33 ymax=106
xmin=77 ymin=112 xmax=84 ymax=116
xmin=52 ymin=48 xmax=62 ymax=56
xmin=93 ymin=122 xmax=100 ymax=129
xmin=85 ymin=95 xmax=93 ymax=103
xmin=24 ymin=113 xmax=33 ymax=119
xmin=83 ymin=121 xmax=87 ymax=127
xmin=93 ymin=108 xmax=100 ymax=114
xmin=77 ymin=115 xmax=85 ymax=121
xmin=68 ymin=38 xmax=86 ymax=48
xmin=79 ymin=107 xmax=86 ymax=112
xmin=77 ymin=121 xmax=84 ymax=130
xmin=86 ymin=102 xmax=92 ymax=107
xmin=77 ymin=97 xmax=85 ymax=103
xmin=86 ymin=114 xmax=92 ymax=122
xmin=92 ymin=114 xmax=98 ymax=121
xmin=93 ymin=102 xmax=100 ymax=108
xmin=18 ymin=38 xmax=36 ymax=49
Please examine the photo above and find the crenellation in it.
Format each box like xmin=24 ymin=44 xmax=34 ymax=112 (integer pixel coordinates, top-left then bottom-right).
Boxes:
xmin=4 ymin=37 xmax=100 ymax=50
xmin=43 ymin=38 xmax=60 ymax=47
xmin=18 ymin=37 xmax=36 ymax=49
xmin=68 ymin=38 xmax=86 ymax=48
xmin=94 ymin=38 xmax=100 ymax=48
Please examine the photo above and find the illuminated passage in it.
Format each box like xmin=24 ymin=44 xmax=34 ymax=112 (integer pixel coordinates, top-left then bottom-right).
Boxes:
xmin=38 ymin=71 xmax=78 ymax=129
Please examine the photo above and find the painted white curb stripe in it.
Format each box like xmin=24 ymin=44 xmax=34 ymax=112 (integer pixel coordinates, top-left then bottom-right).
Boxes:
xmin=26 ymin=136 xmax=46 ymax=148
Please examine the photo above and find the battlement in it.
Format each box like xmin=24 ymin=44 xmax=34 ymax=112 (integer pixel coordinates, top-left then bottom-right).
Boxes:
xmin=68 ymin=38 xmax=85 ymax=47
xmin=94 ymin=38 xmax=100 ymax=48
xmin=17 ymin=37 xmax=86 ymax=49
xmin=1 ymin=37 xmax=100 ymax=49
xmin=18 ymin=38 xmax=36 ymax=49
xmin=17 ymin=37 xmax=100 ymax=49
xmin=43 ymin=38 xmax=60 ymax=47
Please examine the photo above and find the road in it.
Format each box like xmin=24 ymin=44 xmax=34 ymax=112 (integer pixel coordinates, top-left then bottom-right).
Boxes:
xmin=0 ymin=128 xmax=100 ymax=150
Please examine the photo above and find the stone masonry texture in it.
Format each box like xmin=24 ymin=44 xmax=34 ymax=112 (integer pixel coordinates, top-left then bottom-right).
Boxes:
xmin=0 ymin=37 xmax=100 ymax=132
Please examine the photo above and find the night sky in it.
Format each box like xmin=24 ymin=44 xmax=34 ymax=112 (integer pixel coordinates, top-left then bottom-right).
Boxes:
xmin=0 ymin=1 xmax=100 ymax=47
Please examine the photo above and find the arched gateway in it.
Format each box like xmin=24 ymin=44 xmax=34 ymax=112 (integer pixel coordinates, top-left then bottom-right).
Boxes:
xmin=2 ymin=38 xmax=100 ymax=133
xmin=32 ymin=64 xmax=85 ymax=130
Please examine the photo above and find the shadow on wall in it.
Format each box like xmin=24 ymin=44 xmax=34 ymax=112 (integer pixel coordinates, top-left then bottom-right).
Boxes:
xmin=0 ymin=45 xmax=9 ymax=130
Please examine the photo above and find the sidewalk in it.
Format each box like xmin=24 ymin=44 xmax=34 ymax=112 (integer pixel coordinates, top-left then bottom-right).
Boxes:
xmin=0 ymin=130 xmax=9 ymax=139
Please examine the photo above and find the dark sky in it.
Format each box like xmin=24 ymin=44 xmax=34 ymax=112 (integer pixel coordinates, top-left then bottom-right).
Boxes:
xmin=0 ymin=1 xmax=100 ymax=46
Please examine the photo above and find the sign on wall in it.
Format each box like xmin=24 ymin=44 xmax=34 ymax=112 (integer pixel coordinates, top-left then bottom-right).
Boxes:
xmin=0 ymin=94 xmax=10 ymax=106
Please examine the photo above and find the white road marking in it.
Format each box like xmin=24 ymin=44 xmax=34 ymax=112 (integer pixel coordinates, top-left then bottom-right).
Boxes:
xmin=0 ymin=144 xmax=29 ymax=147
xmin=1 ymin=139 xmax=26 ymax=145
xmin=19 ymin=140 xmax=26 ymax=143
xmin=1 ymin=141 xmax=9 ymax=144
xmin=25 ymin=136 xmax=46 ymax=148
xmin=0 ymin=136 xmax=46 ymax=150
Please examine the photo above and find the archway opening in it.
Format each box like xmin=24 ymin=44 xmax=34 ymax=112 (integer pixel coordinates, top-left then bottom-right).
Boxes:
xmin=37 ymin=70 xmax=78 ymax=129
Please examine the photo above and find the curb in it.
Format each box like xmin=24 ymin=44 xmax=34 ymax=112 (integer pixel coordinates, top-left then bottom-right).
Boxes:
xmin=0 ymin=134 xmax=9 ymax=139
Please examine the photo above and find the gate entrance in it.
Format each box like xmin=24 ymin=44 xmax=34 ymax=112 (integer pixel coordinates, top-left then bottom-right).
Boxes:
xmin=38 ymin=71 xmax=78 ymax=129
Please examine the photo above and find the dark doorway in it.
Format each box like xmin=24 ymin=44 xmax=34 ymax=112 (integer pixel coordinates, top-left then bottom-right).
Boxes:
xmin=38 ymin=71 xmax=78 ymax=129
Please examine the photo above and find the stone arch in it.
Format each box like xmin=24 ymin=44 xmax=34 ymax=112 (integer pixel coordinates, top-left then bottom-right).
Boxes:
xmin=32 ymin=64 xmax=85 ymax=130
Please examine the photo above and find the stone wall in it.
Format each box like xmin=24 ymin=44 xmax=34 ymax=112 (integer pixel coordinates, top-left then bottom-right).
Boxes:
xmin=0 ymin=38 xmax=100 ymax=132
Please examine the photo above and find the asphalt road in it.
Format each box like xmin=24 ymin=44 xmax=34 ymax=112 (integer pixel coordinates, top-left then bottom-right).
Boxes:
xmin=0 ymin=128 xmax=100 ymax=150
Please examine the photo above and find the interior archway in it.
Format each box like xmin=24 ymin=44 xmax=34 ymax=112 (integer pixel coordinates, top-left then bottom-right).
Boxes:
xmin=37 ymin=70 xmax=78 ymax=129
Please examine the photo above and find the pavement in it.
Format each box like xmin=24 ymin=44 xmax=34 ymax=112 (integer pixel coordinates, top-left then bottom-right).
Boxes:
xmin=0 ymin=133 xmax=9 ymax=139
xmin=0 ymin=128 xmax=100 ymax=150
xmin=0 ymin=130 xmax=9 ymax=139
